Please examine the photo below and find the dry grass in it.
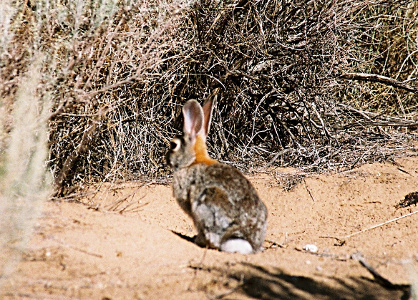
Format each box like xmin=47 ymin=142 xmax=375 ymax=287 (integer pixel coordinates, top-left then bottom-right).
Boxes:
xmin=0 ymin=0 xmax=416 ymax=195
xmin=0 ymin=55 xmax=52 ymax=286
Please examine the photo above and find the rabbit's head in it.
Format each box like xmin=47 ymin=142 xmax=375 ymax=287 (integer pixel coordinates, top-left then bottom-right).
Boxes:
xmin=166 ymin=99 xmax=216 ymax=171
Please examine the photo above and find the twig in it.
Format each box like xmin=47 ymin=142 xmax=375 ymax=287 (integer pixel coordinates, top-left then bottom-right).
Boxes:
xmin=187 ymin=249 xmax=208 ymax=291
xmin=264 ymin=239 xmax=285 ymax=249
xmin=49 ymin=236 xmax=103 ymax=258
xmin=340 ymin=72 xmax=418 ymax=93
xmin=295 ymin=247 xmax=349 ymax=261
xmin=344 ymin=210 xmax=418 ymax=239
xmin=303 ymin=178 xmax=316 ymax=202
xmin=321 ymin=210 xmax=418 ymax=246
xmin=264 ymin=148 xmax=293 ymax=168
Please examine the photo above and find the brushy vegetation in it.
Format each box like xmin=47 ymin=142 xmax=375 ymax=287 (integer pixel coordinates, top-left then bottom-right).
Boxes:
xmin=0 ymin=0 xmax=417 ymax=198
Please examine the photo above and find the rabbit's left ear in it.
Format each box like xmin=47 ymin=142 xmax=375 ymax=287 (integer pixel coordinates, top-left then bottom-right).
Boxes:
xmin=183 ymin=100 xmax=203 ymax=139
xmin=200 ymin=98 xmax=214 ymax=140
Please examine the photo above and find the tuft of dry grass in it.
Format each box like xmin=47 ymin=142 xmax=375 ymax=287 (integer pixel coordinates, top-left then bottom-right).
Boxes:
xmin=0 ymin=55 xmax=52 ymax=286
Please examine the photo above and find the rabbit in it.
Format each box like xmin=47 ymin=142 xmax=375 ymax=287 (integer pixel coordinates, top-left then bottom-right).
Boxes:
xmin=166 ymin=98 xmax=267 ymax=254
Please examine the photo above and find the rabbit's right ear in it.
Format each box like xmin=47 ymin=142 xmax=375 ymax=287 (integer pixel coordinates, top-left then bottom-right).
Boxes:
xmin=182 ymin=100 xmax=203 ymax=138
xmin=200 ymin=98 xmax=214 ymax=140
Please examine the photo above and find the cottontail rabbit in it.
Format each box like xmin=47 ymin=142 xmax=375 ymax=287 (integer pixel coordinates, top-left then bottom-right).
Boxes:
xmin=166 ymin=98 xmax=267 ymax=254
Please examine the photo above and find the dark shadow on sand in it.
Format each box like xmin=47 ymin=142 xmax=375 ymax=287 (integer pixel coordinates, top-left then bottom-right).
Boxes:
xmin=190 ymin=262 xmax=411 ymax=300
xmin=171 ymin=230 xmax=196 ymax=243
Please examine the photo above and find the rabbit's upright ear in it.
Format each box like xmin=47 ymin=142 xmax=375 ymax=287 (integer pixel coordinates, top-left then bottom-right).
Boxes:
xmin=183 ymin=100 xmax=203 ymax=138
xmin=200 ymin=98 xmax=214 ymax=140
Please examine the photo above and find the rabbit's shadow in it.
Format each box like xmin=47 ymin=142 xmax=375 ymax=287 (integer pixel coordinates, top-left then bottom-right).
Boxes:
xmin=171 ymin=230 xmax=198 ymax=244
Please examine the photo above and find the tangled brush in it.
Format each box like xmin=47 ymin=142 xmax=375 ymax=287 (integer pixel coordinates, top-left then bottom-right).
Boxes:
xmin=1 ymin=0 xmax=416 ymax=196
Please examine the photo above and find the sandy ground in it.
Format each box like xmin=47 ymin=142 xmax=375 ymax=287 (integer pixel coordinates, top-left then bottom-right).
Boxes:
xmin=1 ymin=156 xmax=418 ymax=299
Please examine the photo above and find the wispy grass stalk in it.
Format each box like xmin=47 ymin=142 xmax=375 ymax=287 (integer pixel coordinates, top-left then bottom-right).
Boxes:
xmin=0 ymin=56 xmax=52 ymax=286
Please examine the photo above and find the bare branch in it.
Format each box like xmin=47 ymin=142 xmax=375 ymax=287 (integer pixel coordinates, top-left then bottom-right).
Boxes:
xmin=340 ymin=73 xmax=418 ymax=93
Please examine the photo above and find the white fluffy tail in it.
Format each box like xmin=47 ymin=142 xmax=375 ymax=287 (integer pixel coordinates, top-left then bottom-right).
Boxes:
xmin=220 ymin=239 xmax=253 ymax=254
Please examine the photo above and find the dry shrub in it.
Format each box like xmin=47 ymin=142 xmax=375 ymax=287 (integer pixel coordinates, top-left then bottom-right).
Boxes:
xmin=0 ymin=0 xmax=417 ymax=196
xmin=341 ymin=0 xmax=418 ymax=115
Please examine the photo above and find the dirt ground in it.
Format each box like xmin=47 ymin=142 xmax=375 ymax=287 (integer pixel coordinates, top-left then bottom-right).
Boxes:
xmin=1 ymin=156 xmax=417 ymax=299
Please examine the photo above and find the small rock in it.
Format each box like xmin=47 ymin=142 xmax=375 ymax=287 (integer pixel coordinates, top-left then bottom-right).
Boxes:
xmin=303 ymin=244 xmax=318 ymax=253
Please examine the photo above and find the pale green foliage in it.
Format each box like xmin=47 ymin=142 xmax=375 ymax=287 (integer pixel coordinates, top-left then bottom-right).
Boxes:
xmin=0 ymin=57 xmax=52 ymax=284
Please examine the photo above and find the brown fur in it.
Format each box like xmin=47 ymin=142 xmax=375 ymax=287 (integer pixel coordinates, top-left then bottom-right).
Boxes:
xmin=192 ymin=135 xmax=217 ymax=166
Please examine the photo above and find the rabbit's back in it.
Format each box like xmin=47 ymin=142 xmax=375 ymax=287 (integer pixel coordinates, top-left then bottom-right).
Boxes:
xmin=173 ymin=163 xmax=267 ymax=251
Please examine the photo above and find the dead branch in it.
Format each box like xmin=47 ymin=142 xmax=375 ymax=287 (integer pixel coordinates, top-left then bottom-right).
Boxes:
xmin=340 ymin=73 xmax=418 ymax=93
xmin=54 ymin=115 xmax=101 ymax=196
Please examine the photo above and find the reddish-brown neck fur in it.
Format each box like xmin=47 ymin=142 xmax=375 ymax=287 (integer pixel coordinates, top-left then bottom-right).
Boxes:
xmin=192 ymin=135 xmax=217 ymax=166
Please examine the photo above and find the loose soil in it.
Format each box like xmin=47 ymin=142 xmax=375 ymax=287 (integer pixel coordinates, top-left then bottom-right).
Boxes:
xmin=1 ymin=157 xmax=418 ymax=299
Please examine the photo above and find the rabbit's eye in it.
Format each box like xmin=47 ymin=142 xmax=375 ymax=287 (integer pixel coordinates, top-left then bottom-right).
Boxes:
xmin=170 ymin=138 xmax=181 ymax=152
